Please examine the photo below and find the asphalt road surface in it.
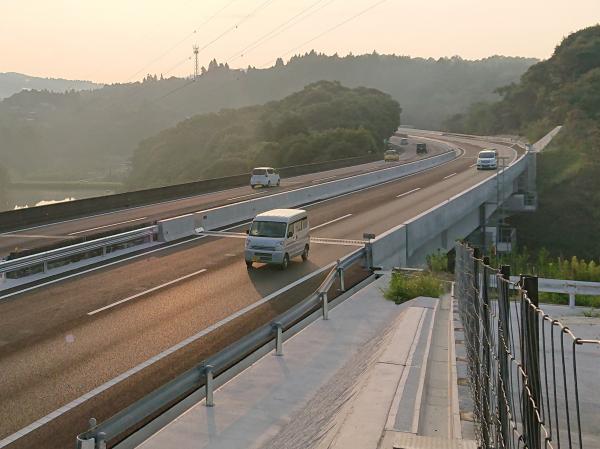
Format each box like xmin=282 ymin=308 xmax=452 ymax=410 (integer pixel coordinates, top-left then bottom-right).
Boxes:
xmin=0 ymin=132 xmax=521 ymax=448
xmin=0 ymin=137 xmax=447 ymax=257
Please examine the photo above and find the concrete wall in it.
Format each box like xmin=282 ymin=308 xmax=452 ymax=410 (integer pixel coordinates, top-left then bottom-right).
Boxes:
xmin=196 ymin=150 xmax=457 ymax=231
xmin=371 ymin=152 xmax=532 ymax=269
xmin=158 ymin=215 xmax=196 ymax=243
xmin=0 ymin=155 xmax=380 ymax=233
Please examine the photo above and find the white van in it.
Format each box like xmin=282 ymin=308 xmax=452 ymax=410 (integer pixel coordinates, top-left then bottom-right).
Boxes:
xmin=476 ymin=150 xmax=498 ymax=170
xmin=250 ymin=167 xmax=280 ymax=188
xmin=245 ymin=209 xmax=310 ymax=270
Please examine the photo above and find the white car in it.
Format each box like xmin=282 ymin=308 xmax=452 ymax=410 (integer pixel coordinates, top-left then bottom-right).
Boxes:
xmin=250 ymin=167 xmax=280 ymax=188
xmin=245 ymin=209 xmax=310 ymax=269
xmin=476 ymin=150 xmax=498 ymax=170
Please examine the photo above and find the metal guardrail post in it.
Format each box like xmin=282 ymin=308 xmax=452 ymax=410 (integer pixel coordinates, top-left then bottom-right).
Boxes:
xmin=567 ymin=283 xmax=576 ymax=309
xmin=273 ymin=322 xmax=283 ymax=356
xmin=320 ymin=292 xmax=329 ymax=320
xmin=97 ymin=432 xmax=107 ymax=449
xmin=521 ymin=275 xmax=541 ymax=449
xmin=497 ymin=265 xmax=511 ymax=449
xmin=204 ymin=365 xmax=214 ymax=407
xmin=336 ymin=259 xmax=345 ymax=292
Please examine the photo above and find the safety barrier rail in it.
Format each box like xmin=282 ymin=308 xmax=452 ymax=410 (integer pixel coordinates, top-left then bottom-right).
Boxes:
xmin=490 ymin=276 xmax=600 ymax=309
xmin=0 ymin=226 xmax=157 ymax=280
xmin=76 ymin=247 xmax=367 ymax=449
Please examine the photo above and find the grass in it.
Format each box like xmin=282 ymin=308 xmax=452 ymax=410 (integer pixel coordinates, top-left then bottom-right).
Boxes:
xmin=384 ymin=271 xmax=444 ymax=304
xmin=582 ymin=308 xmax=600 ymax=318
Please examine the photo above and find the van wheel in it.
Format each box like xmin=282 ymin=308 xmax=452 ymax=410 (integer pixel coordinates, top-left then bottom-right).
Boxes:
xmin=301 ymin=245 xmax=309 ymax=261
xmin=276 ymin=179 xmax=280 ymax=186
xmin=280 ymin=254 xmax=289 ymax=270
xmin=246 ymin=261 xmax=253 ymax=269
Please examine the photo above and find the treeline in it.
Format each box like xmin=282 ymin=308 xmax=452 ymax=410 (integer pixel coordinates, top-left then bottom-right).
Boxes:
xmin=127 ymin=81 xmax=400 ymax=189
xmin=0 ymin=52 xmax=535 ymax=181
xmin=444 ymin=25 xmax=600 ymax=259
xmin=0 ymin=72 xmax=99 ymax=99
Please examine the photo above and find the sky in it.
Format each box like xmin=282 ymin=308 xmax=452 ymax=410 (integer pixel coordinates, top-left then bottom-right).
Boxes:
xmin=1 ymin=0 xmax=599 ymax=84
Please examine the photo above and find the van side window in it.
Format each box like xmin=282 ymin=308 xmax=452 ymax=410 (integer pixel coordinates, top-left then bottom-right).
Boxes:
xmin=267 ymin=169 xmax=274 ymax=174
xmin=287 ymin=223 xmax=295 ymax=237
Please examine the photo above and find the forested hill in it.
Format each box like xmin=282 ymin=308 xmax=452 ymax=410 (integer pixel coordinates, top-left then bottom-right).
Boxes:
xmin=0 ymin=53 xmax=535 ymax=181
xmin=0 ymin=72 xmax=99 ymax=99
xmin=127 ymin=81 xmax=400 ymax=189
xmin=444 ymin=25 xmax=600 ymax=258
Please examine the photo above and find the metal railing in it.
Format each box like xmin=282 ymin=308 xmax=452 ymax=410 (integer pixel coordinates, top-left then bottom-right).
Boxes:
xmin=76 ymin=247 xmax=368 ymax=449
xmin=455 ymin=242 xmax=599 ymax=449
xmin=0 ymin=226 xmax=157 ymax=281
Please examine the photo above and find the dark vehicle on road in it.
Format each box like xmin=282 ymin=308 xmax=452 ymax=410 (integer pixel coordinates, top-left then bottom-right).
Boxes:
xmin=416 ymin=143 xmax=427 ymax=154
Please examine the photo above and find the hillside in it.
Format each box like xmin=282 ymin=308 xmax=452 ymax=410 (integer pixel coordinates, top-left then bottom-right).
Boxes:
xmin=444 ymin=25 xmax=600 ymax=258
xmin=0 ymin=72 xmax=100 ymax=99
xmin=127 ymin=81 xmax=400 ymax=189
xmin=0 ymin=53 xmax=535 ymax=181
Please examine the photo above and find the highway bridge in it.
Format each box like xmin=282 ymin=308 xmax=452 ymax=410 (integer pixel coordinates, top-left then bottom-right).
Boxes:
xmin=0 ymin=129 xmax=554 ymax=449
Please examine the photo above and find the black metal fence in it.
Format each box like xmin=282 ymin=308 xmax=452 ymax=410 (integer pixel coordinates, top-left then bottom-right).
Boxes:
xmin=455 ymin=242 xmax=599 ymax=449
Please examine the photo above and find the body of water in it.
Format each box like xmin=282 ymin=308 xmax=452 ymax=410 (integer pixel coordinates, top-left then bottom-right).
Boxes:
xmin=3 ymin=187 xmax=116 ymax=212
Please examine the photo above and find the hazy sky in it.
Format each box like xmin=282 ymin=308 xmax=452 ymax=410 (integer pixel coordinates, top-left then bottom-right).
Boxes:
xmin=2 ymin=0 xmax=598 ymax=83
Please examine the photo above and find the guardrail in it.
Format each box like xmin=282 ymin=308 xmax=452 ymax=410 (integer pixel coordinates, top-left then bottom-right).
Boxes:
xmin=2 ymin=147 xmax=456 ymax=291
xmin=0 ymin=226 xmax=157 ymax=284
xmin=497 ymin=276 xmax=600 ymax=308
xmin=76 ymin=247 xmax=367 ymax=449
xmin=0 ymin=155 xmax=380 ymax=232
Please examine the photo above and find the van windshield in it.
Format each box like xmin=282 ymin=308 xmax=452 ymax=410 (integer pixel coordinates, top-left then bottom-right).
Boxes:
xmin=249 ymin=221 xmax=287 ymax=238
xmin=479 ymin=152 xmax=496 ymax=158
xmin=252 ymin=169 xmax=267 ymax=175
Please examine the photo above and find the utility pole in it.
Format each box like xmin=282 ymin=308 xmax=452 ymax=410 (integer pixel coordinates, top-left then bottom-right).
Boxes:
xmin=193 ymin=45 xmax=199 ymax=79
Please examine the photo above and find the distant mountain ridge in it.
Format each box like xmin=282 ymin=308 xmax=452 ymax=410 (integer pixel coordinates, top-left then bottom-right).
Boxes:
xmin=0 ymin=72 xmax=100 ymax=99
xmin=0 ymin=52 xmax=536 ymax=181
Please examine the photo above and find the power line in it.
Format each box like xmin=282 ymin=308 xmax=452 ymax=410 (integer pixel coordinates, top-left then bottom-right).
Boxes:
xmin=125 ymin=0 xmax=238 ymax=82
xmin=262 ymin=0 xmax=389 ymax=68
xmin=226 ymin=0 xmax=334 ymax=64
xmin=162 ymin=0 xmax=277 ymax=77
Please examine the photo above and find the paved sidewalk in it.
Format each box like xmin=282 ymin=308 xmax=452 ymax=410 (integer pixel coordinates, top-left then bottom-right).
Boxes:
xmin=137 ymin=275 xmax=467 ymax=449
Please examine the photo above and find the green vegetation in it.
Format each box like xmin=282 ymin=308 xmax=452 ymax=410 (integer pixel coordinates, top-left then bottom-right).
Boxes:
xmin=491 ymin=248 xmax=600 ymax=282
xmin=0 ymin=53 xmax=535 ymax=182
xmin=444 ymin=25 xmax=600 ymax=258
xmin=384 ymin=271 xmax=443 ymax=304
xmin=427 ymin=250 xmax=450 ymax=273
xmin=126 ymin=81 xmax=400 ymax=189
xmin=582 ymin=308 xmax=600 ymax=318
xmin=490 ymin=248 xmax=600 ymax=307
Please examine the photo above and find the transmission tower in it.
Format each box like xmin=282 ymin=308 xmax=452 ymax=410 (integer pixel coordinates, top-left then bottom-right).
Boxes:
xmin=193 ymin=45 xmax=200 ymax=79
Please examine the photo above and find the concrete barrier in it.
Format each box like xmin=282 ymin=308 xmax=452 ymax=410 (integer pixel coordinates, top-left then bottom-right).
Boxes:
xmin=371 ymin=152 xmax=532 ymax=269
xmin=0 ymin=155 xmax=379 ymax=233
xmin=196 ymin=150 xmax=457 ymax=231
xmin=158 ymin=215 xmax=195 ymax=243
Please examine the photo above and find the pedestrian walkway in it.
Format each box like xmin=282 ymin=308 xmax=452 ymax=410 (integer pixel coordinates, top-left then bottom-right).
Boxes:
xmin=137 ymin=274 xmax=476 ymax=449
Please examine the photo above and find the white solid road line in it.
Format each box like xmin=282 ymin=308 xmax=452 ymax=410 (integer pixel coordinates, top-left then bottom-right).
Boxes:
xmin=396 ymin=187 xmax=421 ymax=198
xmin=443 ymin=172 xmax=457 ymax=180
xmin=312 ymin=214 xmax=353 ymax=230
xmin=87 ymin=268 xmax=207 ymax=316
xmin=469 ymin=163 xmax=477 ymax=167
xmin=0 ymin=263 xmax=335 ymax=449
xmin=68 ymin=217 xmax=149 ymax=235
